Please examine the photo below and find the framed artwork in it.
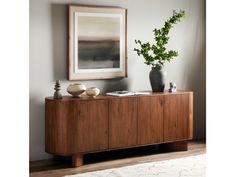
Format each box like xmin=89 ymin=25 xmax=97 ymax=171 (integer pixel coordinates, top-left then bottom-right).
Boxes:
xmin=68 ymin=5 xmax=127 ymax=80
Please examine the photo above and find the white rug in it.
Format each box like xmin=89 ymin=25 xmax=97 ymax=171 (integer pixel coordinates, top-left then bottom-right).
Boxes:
xmin=65 ymin=154 xmax=206 ymax=177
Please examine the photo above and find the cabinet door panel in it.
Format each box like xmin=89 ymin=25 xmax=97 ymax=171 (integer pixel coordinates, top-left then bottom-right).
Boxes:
xmin=137 ymin=96 xmax=163 ymax=145
xmin=109 ymin=97 xmax=137 ymax=149
xmin=45 ymin=101 xmax=73 ymax=154
xmin=71 ymin=100 xmax=109 ymax=153
xmin=163 ymin=94 xmax=189 ymax=141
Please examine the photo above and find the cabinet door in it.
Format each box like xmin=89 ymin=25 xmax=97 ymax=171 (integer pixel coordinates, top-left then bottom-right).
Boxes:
xmin=71 ymin=100 xmax=109 ymax=153
xmin=45 ymin=100 xmax=73 ymax=155
xmin=163 ymin=94 xmax=189 ymax=141
xmin=137 ymin=96 xmax=163 ymax=145
xmin=109 ymin=97 xmax=137 ymax=149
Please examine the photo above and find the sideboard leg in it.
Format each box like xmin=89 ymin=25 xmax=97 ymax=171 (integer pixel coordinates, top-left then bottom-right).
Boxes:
xmin=72 ymin=154 xmax=83 ymax=167
xmin=159 ymin=140 xmax=188 ymax=152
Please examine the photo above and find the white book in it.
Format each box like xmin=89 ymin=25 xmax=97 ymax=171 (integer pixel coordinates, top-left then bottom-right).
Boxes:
xmin=106 ymin=91 xmax=150 ymax=97
xmin=135 ymin=91 xmax=151 ymax=95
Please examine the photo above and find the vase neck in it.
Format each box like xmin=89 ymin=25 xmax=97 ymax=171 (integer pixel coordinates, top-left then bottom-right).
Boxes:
xmin=152 ymin=66 xmax=162 ymax=70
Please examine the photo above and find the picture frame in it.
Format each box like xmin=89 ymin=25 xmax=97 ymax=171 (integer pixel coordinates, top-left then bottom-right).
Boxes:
xmin=68 ymin=5 xmax=127 ymax=80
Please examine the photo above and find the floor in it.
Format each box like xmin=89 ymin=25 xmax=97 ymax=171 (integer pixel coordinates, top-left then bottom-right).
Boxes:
xmin=30 ymin=140 xmax=206 ymax=177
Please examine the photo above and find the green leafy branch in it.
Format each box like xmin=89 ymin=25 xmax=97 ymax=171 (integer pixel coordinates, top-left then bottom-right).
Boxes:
xmin=134 ymin=10 xmax=186 ymax=69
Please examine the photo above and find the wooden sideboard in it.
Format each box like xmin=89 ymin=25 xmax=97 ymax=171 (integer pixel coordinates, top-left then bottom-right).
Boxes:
xmin=45 ymin=91 xmax=193 ymax=167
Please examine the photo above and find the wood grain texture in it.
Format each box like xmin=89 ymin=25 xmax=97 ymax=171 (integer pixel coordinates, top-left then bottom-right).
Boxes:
xmin=45 ymin=91 xmax=193 ymax=101
xmin=72 ymin=154 xmax=83 ymax=167
xmin=45 ymin=99 xmax=109 ymax=155
xmin=109 ymin=97 xmax=137 ymax=149
xmin=163 ymin=94 xmax=189 ymax=142
xmin=188 ymin=92 xmax=194 ymax=139
xmin=45 ymin=91 xmax=194 ymax=167
xmin=71 ymin=100 xmax=109 ymax=153
xmin=45 ymin=100 xmax=73 ymax=155
xmin=137 ymin=96 xmax=163 ymax=145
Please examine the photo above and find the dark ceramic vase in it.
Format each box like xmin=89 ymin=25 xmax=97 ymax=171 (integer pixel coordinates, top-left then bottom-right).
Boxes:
xmin=149 ymin=67 xmax=166 ymax=92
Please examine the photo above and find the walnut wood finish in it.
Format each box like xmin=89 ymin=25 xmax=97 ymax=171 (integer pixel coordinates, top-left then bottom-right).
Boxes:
xmin=72 ymin=154 xmax=83 ymax=167
xmin=137 ymin=96 xmax=163 ymax=145
xmin=188 ymin=92 xmax=194 ymax=139
xmin=45 ymin=100 xmax=73 ymax=155
xmin=71 ymin=100 xmax=109 ymax=153
xmin=45 ymin=99 xmax=109 ymax=155
xmin=163 ymin=94 xmax=189 ymax=142
xmin=109 ymin=97 xmax=137 ymax=148
xmin=45 ymin=91 xmax=193 ymax=167
xmin=45 ymin=91 xmax=193 ymax=101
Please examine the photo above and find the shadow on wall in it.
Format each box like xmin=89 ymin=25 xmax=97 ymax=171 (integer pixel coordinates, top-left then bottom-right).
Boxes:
xmin=184 ymin=34 xmax=206 ymax=139
xmin=30 ymin=95 xmax=51 ymax=160
xmin=102 ymin=78 xmax=130 ymax=93
xmin=51 ymin=3 xmax=68 ymax=81
xmin=50 ymin=3 xmax=130 ymax=93
xmin=192 ymin=52 xmax=206 ymax=139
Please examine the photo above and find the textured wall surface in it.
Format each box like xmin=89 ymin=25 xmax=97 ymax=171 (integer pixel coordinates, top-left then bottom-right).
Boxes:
xmin=30 ymin=0 xmax=206 ymax=161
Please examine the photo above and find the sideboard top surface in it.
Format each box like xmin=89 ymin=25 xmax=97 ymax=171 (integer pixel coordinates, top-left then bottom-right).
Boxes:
xmin=45 ymin=91 xmax=193 ymax=101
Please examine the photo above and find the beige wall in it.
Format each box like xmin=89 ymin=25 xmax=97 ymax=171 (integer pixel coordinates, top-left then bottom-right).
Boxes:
xmin=30 ymin=0 xmax=206 ymax=161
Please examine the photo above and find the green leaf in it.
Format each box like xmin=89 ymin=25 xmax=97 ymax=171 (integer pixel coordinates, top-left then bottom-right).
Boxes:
xmin=134 ymin=10 xmax=185 ymax=66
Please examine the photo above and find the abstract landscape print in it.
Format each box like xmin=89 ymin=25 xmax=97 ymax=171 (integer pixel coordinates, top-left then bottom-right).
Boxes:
xmin=69 ymin=6 xmax=127 ymax=80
